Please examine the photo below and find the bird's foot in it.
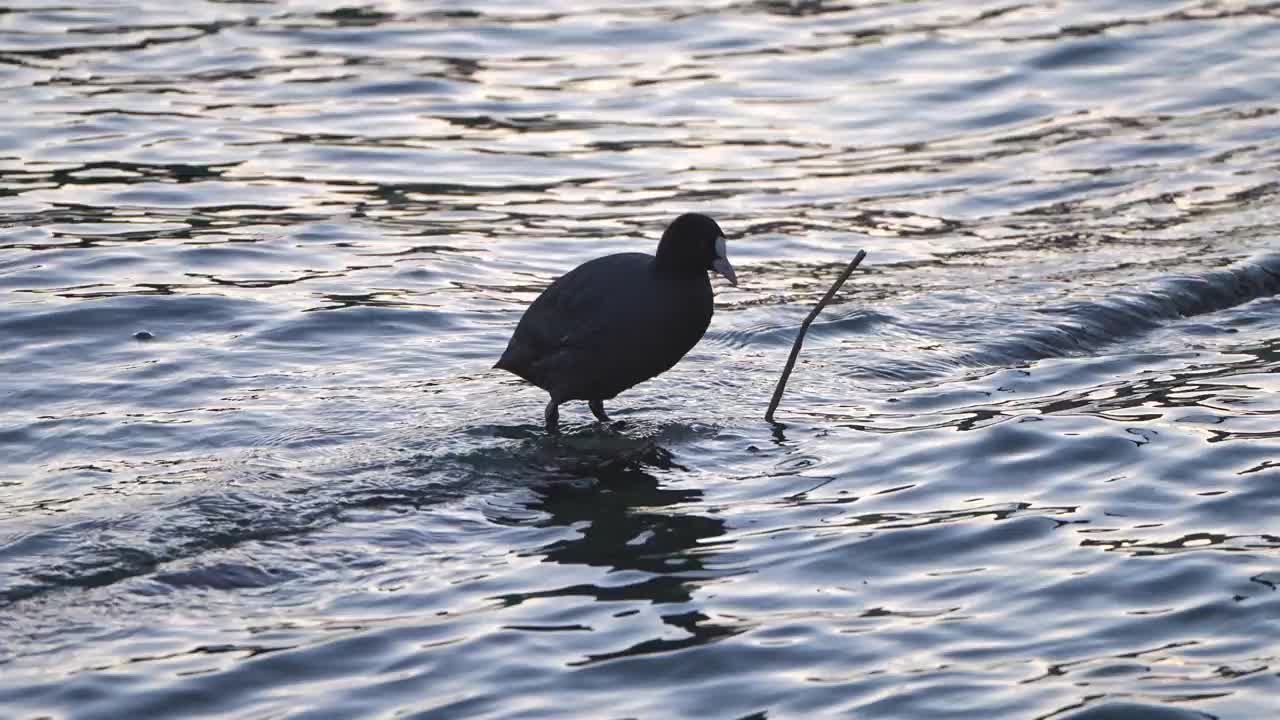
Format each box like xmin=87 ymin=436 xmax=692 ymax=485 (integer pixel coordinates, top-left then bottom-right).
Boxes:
xmin=589 ymin=399 xmax=610 ymax=423
xmin=544 ymin=400 xmax=561 ymax=435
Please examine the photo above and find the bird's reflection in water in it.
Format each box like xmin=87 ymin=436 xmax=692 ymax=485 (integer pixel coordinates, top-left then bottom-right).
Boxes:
xmin=503 ymin=436 xmax=749 ymax=664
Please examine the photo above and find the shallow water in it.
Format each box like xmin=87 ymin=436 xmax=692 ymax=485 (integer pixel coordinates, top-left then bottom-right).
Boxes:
xmin=2 ymin=1 xmax=1280 ymax=718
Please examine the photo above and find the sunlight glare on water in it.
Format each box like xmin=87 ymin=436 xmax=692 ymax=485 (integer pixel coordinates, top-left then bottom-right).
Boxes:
xmin=2 ymin=1 xmax=1280 ymax=718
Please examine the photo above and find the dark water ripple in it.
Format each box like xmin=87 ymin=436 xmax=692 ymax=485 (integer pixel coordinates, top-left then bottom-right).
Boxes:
xmin=3 ymin=1 xmax=1280 ymax=718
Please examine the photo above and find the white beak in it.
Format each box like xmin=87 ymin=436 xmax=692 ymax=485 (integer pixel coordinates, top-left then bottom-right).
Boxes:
xmin=712 ymin=235 xmax=737 ymax=286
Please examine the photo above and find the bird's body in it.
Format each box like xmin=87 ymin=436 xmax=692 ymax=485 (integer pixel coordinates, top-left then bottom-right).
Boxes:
xmin=496 ymin=252 xmax=712 ymax=402
xmin=495 ymin=214 xmax=736 ymax=432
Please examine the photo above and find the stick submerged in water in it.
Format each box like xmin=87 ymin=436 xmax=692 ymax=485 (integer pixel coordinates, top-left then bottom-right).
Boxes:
xmin=765 ymin=250 xmax=867 ymax=424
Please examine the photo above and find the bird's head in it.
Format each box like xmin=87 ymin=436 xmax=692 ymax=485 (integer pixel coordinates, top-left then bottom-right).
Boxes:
xmin=655 ymin=213 xmax=737 ymax=286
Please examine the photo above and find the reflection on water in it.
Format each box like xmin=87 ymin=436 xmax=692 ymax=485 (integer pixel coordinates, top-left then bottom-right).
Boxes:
xmin=3 ymin=0 xmax=1280 ymax=718
xmin=503 ymin=449 xmax=746 ymax=666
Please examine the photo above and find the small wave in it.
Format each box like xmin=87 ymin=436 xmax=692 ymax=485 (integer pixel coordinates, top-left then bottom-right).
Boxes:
xmin=965 ymin=254 xmax=1278 ymax=359
xmin=843 ymin=254 xmax=1280 ymax=383
xmin=0 ymin=420 xmax=703 ymax=609
xmin=708 ymin=309 xmax=888 ymax=350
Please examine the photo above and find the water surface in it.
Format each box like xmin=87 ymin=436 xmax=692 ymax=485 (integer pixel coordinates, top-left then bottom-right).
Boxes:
xmin=2 ymin=1 xmax=1280 ymax=718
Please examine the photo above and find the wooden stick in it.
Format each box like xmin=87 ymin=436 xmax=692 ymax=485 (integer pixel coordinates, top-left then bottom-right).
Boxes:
xmin=765 ymin=250 xmax=867 ymax=424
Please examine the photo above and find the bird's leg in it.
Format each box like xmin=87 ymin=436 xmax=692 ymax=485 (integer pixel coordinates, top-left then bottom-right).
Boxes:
xmin=544 ymin=399 xmax=561 ymax=434
xmin=589 ymin=399 xmax=610 ymax=423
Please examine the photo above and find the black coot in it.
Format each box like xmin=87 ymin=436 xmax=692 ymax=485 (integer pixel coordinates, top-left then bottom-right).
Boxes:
xmin=495 ymin=213 xmax=737 ymax=432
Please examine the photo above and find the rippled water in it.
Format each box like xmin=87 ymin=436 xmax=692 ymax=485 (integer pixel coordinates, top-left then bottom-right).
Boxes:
xmin=3 ymin=1 xmax=1280 ymax=718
